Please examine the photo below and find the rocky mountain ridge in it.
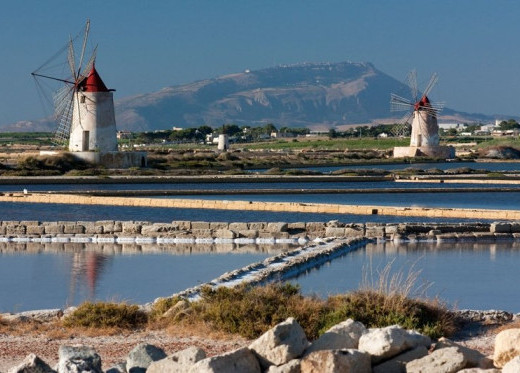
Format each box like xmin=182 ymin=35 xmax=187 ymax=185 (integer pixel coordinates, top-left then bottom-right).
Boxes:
xmin=5 ymin=61 xmax=497 ymax=132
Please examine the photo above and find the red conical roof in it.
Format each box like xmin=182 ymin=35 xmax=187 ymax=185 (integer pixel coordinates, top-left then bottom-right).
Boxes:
xmin=414 ymin=95 xmax=431 ymax=111
xmin=78 ymin=64 xmax=109 ymax=92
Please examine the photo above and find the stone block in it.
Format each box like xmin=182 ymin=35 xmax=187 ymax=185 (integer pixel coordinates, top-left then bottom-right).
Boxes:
xmin=44 ymin=224 xmax=64 ymax=235
xmin=373 ymin=346 xmax=428 ymax=373
xmin=215 ymin=229 xmax=235 ymax=239
xmin=64 ymin=225 xmax=85 ymax=234
xmin=267 ymin=222 xmax=288 ymax=233
xmin=210 ymin=222 xmax=229 ymax=230
xmin=148 ymin=347 xmax=206 ymax=373
xmin=172 ymin=221 xmax=191 ymax=230
xmin=491 ymin=222 xmax=512 ymax=234
xmin=6 ymin=225 xmax=26 ymax=235
xmin=325 ymin=227 xmax=346 ymax=237
xmin=0 ymin=225 xmax=5 ymax=235
xmin=305 ymin=222 xmax=326 ymax=233
xmin=365 ymin=226 xmax=385 ymax=238
xmin=9 ymin=353 xmax=54 ymax=373
xmin=249 ymin=222 xmax=267 ymax=230
xmin=511 ymin=223 xmax=520 ymax=233
xmin=229 ymin=222 xmax=249 ymax=231
xmin=238 ymin=230 xmax=258 ymax=238
xmin=191 ymin=221 xmax=210 ymax=230
xmin=287 ymin=222 xmax=306 ymax=230
xmin=191 ymin=229 xmax=213 ymax=238
xmin=26 ymin=225 xmax=45 ymax=235
xmin=57 ymin=345 xmax=102 ymax=373
xmin=344 ymin=227 xmax=364 ymax=237
xmin=84 ymin=223 xmax=103 ymax=234
xmin=20 ymin=221 xmax=40 ymax=226
xmin=122 ymin=222 xmax=142 ymax=234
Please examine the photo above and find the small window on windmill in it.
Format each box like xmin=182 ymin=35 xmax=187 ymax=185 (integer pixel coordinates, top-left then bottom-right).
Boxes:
xmin=80 ymin=95 xmax=86 ymax=103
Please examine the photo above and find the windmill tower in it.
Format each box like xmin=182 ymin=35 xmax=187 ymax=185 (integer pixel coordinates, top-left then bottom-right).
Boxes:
xmin=32 ymin=20 xmax=146 ymax=167
xmin=68 ymin=64 xmax=118 ymax=153
xmin=390 ymin=70 xmax=454 ymax=159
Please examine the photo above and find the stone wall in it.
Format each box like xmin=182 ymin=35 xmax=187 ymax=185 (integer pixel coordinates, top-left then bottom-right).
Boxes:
xmin=0 ymin=220 xmax=519 ymax=244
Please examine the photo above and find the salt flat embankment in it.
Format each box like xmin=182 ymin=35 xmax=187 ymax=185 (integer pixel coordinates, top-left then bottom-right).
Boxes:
xmin=1 ymin=192 xmax=519 ymax=220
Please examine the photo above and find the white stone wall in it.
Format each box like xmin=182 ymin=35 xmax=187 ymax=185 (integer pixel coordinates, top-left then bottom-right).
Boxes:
xmin=68 ymin=91 xmax=118 ymax=152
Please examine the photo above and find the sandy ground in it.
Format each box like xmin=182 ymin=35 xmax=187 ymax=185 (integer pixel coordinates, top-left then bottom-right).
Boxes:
xmin=0 ymin=329 xmax=246 ymax=371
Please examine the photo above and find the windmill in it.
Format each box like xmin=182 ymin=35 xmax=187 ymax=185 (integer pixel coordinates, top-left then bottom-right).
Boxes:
xmin=390 ymin=70 xmax=444 ymax=147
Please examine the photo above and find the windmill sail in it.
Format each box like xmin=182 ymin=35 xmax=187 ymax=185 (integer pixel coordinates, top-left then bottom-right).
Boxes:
xmin=32 ymin=20 xmax=95 ymax=146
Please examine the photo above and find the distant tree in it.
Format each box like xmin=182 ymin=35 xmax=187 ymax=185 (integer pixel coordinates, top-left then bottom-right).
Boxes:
xmin=499 ymin=119 xmax=520 ymax=131
xmin=220 ymin=124 xmax=242 ymax=136
xmin=197 ymin=125 xmax=213 ymax=136
xmin=328 ymin=128 xmax=337 ymax=138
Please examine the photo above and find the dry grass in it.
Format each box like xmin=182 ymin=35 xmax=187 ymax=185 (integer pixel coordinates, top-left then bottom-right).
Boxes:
xmin=62 ymin=302 xmax=147 ymax=329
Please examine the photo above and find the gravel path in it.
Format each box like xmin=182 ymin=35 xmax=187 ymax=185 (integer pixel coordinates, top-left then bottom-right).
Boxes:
xmin=0 ymin=330 xmax=245 ymax=371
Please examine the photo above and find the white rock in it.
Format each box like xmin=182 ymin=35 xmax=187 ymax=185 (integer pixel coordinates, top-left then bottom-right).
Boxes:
xmin=305 ymin=319 xmax=366 ymax=354
xmin=503 ymin=355 xmax=520 ymax=373
xmin=493 ymin=328 xmax=520 ymax=367
xmin=406 ymin=346 xmax=467 ymax=373
xmin=147 ymin=347 xmax=206 ymax=373
xmin=265 ymin=359 xmax=301 ymax=373
xmin=436 ymin=337 xmax=492 ymax=368
xmin=300 ymin=349 xmax=371 ymax=373
xmin=56 ymin=345 xmax=102 ymax=373
xmin=126 ymin=343 xmax=167 ymax=372
xmin=7 ymin=353 xmax=54 ymax=373
xmin=249 ymin=317 xmax=309 ymax=369
xmin=189 ymin=347 xmax=260 ymax=373
xmin=373 ymin=345 xmax=428 ymax=373
xmin=358 ymin=325 xmax=431 ymax=363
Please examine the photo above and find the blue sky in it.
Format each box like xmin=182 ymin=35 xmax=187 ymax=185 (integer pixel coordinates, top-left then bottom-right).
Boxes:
xmin=1 ymin=0 xmax=520 ymax=125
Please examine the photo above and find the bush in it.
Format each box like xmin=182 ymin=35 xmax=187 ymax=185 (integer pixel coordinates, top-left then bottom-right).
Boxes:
xmin=63 ymin=301 xmax=147 ymax=329
xmin=189 ymin=283 xmax=325 ymax=339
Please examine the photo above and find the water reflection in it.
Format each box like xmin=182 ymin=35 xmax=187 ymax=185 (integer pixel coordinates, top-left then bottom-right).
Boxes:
xmin=293 ymin=241 xmax=520 ymax=312
xmin=0 ymin=242 xmax=294 ymax=312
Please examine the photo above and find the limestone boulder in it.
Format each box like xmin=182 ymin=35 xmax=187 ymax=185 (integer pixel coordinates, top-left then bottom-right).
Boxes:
xmin=249 ymin=317 xmax=308 ymax=369
xmin=457 ymin=368 xmax=501 ymax=373
xmin=56 ymin=345 xmax=102 ymax=373
xmin=7 ymin=353 xmax=54 ymax=373
xmin=126 ymin=343 xmax=167 ymax=373
xmin=305 ymin=319 xmax=366 ymax=354
xmin=406 ymin=346 xmax=466 ymax=373
xmin=493 ymin=328 xmax=520 ymax=367
xmin=373 ymin=345 xmax=428 ymax=373
xmin=189 ymin=347 xmax=260 ymax=373
xmin=300 ymin=349 xmax=371 ymax=373
xmin=435 ymin=337 xmax=492 ymax=368
xmin=358 ymin=325 xmax=431 ymax=363
xmin=147 ymin=347 xmax=206 ymax=373
xmin=503 ymin=356 xmax=520 ymax=373
xmin=265 ymin=359 xmax=301 ymax=373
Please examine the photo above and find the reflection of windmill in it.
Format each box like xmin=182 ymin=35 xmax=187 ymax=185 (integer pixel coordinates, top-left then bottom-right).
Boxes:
xmin=32 ymin=20 xmax=118 ymax=153
xmin=68 ymin=251 xmax=109 ymax=305
xmin=390 ymin=70 xmax=444 ymax=147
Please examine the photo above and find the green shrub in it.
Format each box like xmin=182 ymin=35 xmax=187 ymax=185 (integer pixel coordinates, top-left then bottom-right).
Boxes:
xmin=63 ymin=301 xmax=147 ymax=329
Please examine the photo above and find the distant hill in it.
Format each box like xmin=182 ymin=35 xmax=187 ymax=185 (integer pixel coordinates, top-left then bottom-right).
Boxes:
xmin=2 ymin=61 xmax=499 ymax=132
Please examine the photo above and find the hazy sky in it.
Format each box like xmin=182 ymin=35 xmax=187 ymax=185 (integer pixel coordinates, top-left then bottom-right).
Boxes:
xmin=1 ymin=0 xmax=519 ymax=125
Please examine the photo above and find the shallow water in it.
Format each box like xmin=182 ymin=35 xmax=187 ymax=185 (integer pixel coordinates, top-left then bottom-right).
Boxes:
xmin=0 ymin=242 xmax=292 ymax=312
xmin=292 ymin=241 xmax=520 ymax=312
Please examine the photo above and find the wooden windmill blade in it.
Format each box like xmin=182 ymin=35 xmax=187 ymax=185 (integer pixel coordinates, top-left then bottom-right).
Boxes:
xmin=31 ymin=19 xmax=93 ymax=146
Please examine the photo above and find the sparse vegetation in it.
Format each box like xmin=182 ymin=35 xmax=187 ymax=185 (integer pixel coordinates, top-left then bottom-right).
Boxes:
xmin=63 ymin=301 xmax=147 ymax=329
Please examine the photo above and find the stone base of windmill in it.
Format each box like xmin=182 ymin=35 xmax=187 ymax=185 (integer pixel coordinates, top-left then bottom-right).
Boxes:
xmin=40 ymin=150 xmax=147 ymax=168
xmin=393 ymin=145 xmax=455 ymax=159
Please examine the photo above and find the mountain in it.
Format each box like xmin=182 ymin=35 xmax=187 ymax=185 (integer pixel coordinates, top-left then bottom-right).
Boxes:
xmin=2 ymin=61 xmax=498 ymax=132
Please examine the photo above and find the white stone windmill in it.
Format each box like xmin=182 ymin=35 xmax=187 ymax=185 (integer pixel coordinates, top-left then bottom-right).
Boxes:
xmin=32 ymin=20 xmax=146 ymax=167
xmin=390 ymin=70 xmax=454 ymax=158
